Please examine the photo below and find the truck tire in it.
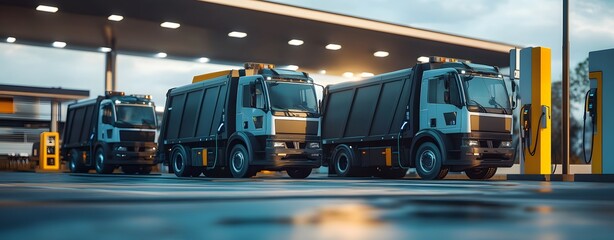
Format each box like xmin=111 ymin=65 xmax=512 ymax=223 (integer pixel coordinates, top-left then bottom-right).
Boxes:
xmin=69 ymin=149 xmax=87 ymax=173
xmin=95 ymin=147 xmax=114 ymax=174
xmin=333 ymin=146 xmax=356 ymax=177
xmin=229 ymin=144 xmax=251 ymax=178
xmin=465 ymin=167 xmax=497 ymax=180
xmin=122 ymin=166 xmax=139 ymax=175
xmin=414 ymin=142 xmax=447 ymax=180
xmin=171 ymin=145 xmax=192 ymax=177
xmin=287 ymin=168 xmax=312 ymax=179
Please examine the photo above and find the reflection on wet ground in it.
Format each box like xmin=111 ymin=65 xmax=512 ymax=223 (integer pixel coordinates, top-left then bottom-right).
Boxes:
xmin=0 ymin=172 xmax=613 ymax=240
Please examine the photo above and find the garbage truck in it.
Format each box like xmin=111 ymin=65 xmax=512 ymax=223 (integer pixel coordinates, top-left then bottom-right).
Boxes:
xmin=321 ymin=56 xmax=515 ymax=180
xmin=156 ymin=63 xmax=322 ymax=179
xmin=61 ymin=92 xmax=158 ymax=174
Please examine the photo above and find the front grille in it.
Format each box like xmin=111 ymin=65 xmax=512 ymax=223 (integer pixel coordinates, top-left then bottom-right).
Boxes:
xmin=120 ymin=130 xmax=155 ymax=142
xmin=275 ymin=119 xmax=318 ymax=135
xmin=479 ymin=140 xmax=502 ymax=148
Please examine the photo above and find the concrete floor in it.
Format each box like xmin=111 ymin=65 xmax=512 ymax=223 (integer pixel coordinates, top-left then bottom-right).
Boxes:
xmin=1 ymin=171 xmax=613 ymax=240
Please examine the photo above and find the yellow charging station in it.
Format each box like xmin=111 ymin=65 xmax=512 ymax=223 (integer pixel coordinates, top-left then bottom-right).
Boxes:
xmin=40 ymin=131 xmax=60 ymax=171
xmin=587 ymin=48 xmax=613 ymax=174
xmin=519 ymin=47 xmax=552 ymax=175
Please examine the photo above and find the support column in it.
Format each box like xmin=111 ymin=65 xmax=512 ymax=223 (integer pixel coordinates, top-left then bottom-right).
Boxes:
xmin=104 ymin=49 xmax=117 ymax=92
xmin=50 ymin=100 xmax=59 ymax=132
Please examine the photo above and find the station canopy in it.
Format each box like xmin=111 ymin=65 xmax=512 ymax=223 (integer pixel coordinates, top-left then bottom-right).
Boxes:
xmin=0 ymin=0 xmax=518 ymax=76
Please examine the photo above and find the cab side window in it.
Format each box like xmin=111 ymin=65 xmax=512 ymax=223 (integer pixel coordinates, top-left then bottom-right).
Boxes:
xmin=102 ymin=104 xmax=114 ymax=124
xmin=242 ymin=81 xmax=265 ymax=109
xmin=428 ymin=74 xmax=461 ymax=106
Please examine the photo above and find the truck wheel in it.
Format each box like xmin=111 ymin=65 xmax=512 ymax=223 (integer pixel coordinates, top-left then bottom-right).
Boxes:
xmin=287 ymin=168 xmax=312 ymax=179
xmin=465 ymin=167 xmax=497 ymax=180
xmin=229 ymin=144 xmax=251 ymax=178
xmin=333 ymin=146 xmax=355 ymax=177
xmin=122 ymin=166 xmax=139 ymax=175
xmin=171 ymin=146 xmax=191 ymax=177
xmin=69 ymin=149 xmax=87 ymax=173
xmin=95 ymin=147 xmax=114 ymax=174
xmin=139 ymin=165 xmax=153 ymax=175
xmin=378 ymin=168 xmax=407 ymax=179
xmin=415 ymin=142 xmax=446 ymax=180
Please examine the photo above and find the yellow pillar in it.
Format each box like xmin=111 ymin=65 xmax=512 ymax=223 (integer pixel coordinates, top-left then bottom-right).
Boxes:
xmin=40 ymin=132 xmax=61 ymax=171
xmin=524 ymin=47 xmax=552 ymax=174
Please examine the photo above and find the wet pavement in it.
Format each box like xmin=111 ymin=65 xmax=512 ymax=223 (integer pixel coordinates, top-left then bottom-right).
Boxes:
xmin=1 ymin=171 xmax=613 ymax=240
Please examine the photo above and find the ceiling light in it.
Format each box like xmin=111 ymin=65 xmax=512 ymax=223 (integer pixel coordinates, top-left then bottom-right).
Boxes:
xmin=155 ymin=52 xmax=167 ymax=58
xmin=373 ymin=51 xmax=389 ymax=57
xmin=319 ymin=70 xmax=326 ymax=75
xmin=285 ymin=65 xmax=299 ymax=71
xmin=36 ymin=5 xmax=58 ymax=13
xmin=417 ymin=56 xmax=430 ymax=63
xmin=228 ymin=31 xmax=247 ymax=38
xmin=288 ymin=39 xmax=304 ymax=46
xmin=361 ymin=72 xmax=375 ymax=78
xmin=99 ymin=47 xmax=112 ymax=53
xmin=342 ymin=72 xmax=354 ymax=78
xmin=52 ymin=41 xmax=66 ymax=48
xmin=161 ymin=22 xmax=180 ymax=29
xmin=198 ymin=57 xmax=210 ymax=63
xmin=108 ymin=15 xmax=124 ymax=21
xmin=6 ymin=37 xmax=16 ymax=43
xmin=326 ymin=44 xmax=342 ymax=50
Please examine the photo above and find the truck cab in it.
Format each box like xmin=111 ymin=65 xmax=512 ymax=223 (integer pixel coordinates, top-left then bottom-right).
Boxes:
xmin=416 ymin=58 xmax=513 ymax=179
xmin=62 ymin=92 xmax=158 ymax=174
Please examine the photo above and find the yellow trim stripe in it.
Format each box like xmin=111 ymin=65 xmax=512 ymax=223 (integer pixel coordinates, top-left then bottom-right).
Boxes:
xmin=385 ymin=147 xmax=392 ymax=167
xmin=193 ymin=70 xmax=232 ymax=83
xmin=202 ymin=149 xmax=208 ymax=166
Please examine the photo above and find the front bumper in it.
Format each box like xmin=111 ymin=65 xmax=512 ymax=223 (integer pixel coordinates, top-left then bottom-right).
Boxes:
xmin=254 ymin=136 xmax=322 ymax=169
xmin=107 ymin=142 xmax=157 ymax=165
xmin=455 ymin=146 xmax=515 ymax=168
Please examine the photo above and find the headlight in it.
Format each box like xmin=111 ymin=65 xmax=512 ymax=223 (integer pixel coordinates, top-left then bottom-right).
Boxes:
xmin=500 ymin=141 xmax=512 ymax=148
xmin=115 ymin=146 xmax=127 ymax=151
xmin=308 ymin=142 xmax=320 ymax=149
xmin=273 ymin=142 xmax=286 ymax=148
xmin=465 ymin=140 xmax=479 ymax=147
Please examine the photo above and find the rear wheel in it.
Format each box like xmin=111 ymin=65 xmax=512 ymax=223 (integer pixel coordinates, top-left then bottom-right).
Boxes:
xmin=465 ymin=167 xmax=497 ymax=180
xmin=229 ymin=144 xmax=251 ymax=178
xmin=286 ymin=168 xmax=312 ymax=179
xmin=414 ymin=142 xmax=447 ymax=180
xmin=171 ymin=145 xmax=191 ymax=177
xmin=69 ymin=149 xmax=87 ymax=173
xmin=333 ymin=146 xmax=356 ymax=177
xmin=95 ymin=147 xmax=114 ymax=174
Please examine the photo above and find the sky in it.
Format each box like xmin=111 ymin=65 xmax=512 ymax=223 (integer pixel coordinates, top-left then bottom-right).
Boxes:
xmin=1 ymin=0 xmax=614 ymax=107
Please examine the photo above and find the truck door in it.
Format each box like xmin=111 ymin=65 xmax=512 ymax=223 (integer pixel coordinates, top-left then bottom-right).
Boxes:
xmin=237 ymin=77 xmax=268 ymax=136
xmin=99 ymin=102 xmax=116 ymax=141
xmin=420 ymin=70 xmax=463 ymax=134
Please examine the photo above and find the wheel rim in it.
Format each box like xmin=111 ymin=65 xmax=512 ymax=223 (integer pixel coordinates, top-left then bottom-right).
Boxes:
xmin=337 ymin=153 xmax=349 ymax=173
xmin=96 ymin=150 xmax=104 ymax=171
xmin=232 ymin=150 xmax=245 ymax=173
xmin=419 ymin=149 xmax=436 ymax=173
xmin=174 ymin=154 xmax=183 ymax=172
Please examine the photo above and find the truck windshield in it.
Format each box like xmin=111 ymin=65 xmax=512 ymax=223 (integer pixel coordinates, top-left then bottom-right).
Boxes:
xmin=462 ymin=75 xmax=511 ymax=114
xmin=115 ymin=105 xmax=156 ymax=129
xmin=266 ymin=81 xmax=318 ymax=114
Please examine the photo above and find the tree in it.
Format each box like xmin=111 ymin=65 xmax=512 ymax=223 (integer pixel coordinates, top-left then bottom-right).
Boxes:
xmin=551 ymin=57 xmax=589 ymax=164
